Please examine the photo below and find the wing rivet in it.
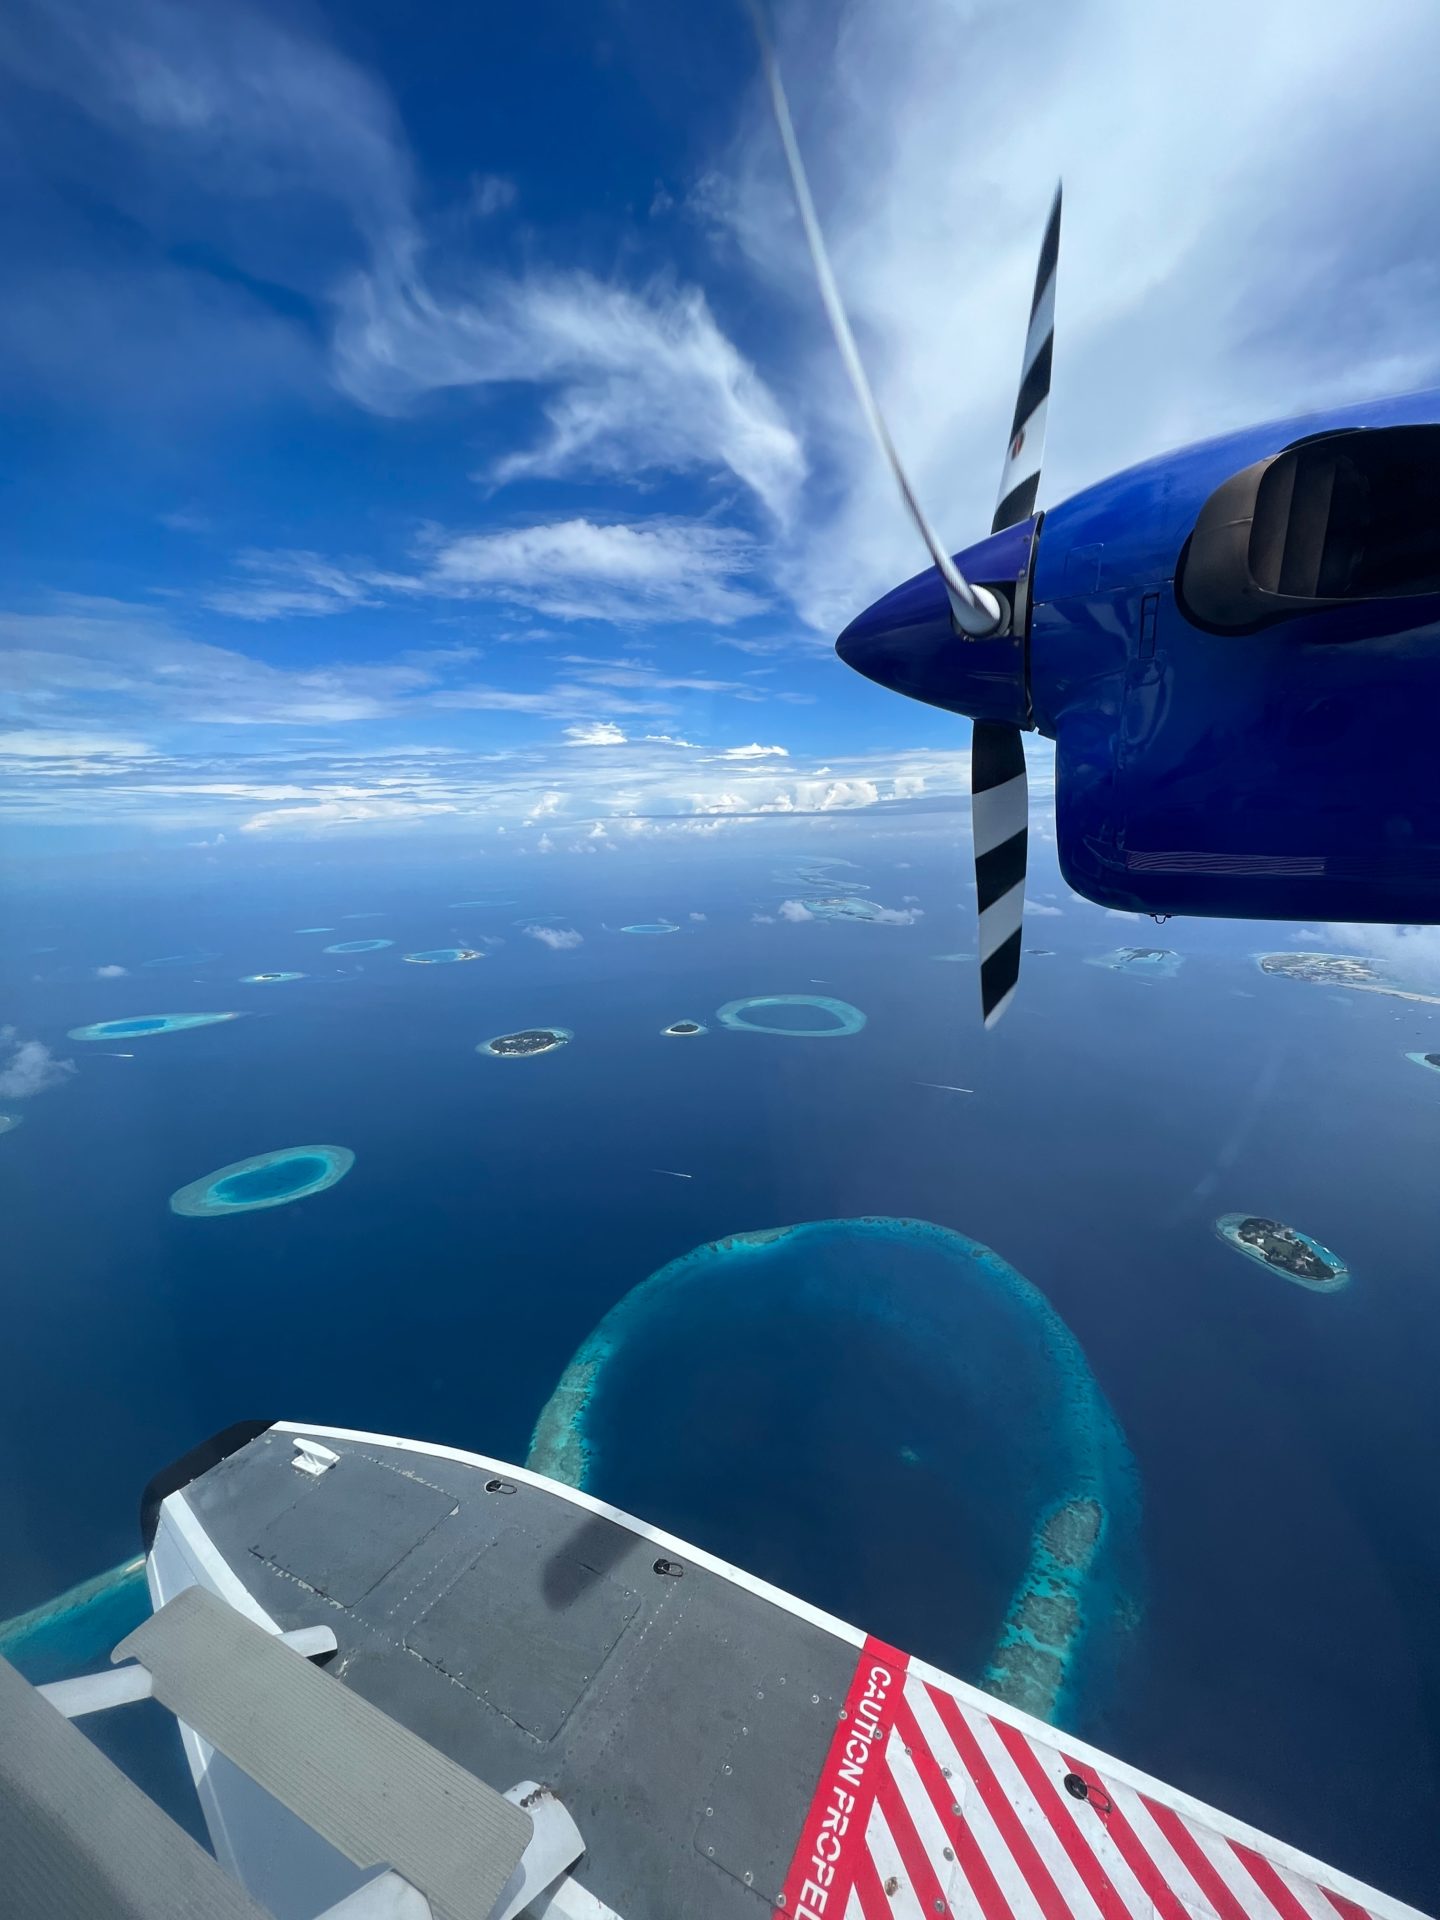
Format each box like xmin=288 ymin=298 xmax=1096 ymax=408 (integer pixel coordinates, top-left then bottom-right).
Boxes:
xmin=942 ymin=1847 xmax=955 ymax=1862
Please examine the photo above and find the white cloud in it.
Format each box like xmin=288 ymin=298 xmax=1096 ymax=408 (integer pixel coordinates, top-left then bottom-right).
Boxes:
xmin=688 ymin=911 xmax=707 ymax=922
xmin=536 ymin=830 xmax=555 ymax=854
xmin=335 ymin=266 xmax=805 ymax=524
xmin=422 ymin=519 xmax=764 ymax=625
xmin=564 ymin=721 xmax=627 ymax=745
xmin=751 ymin=912 xmax=775 ymax=923
xmin=205 ymin=550 xmax=379 ymax=621
xmin=1319 ymin=923 xmax=1440 ymax=987
xmin=778 ymin=898 xmax=814 ymax=922
xmin=643 ymin=733 xmax=700 ymax=749
xmin=93 ymin=963 xmax=128 ymax=977
xmin=0 ymin=729 xmax=153 ymax=760
xmin=719 ymin=742 xmax=788 ymax=761
xmin=242 ymin=797 xmax=457 ymax=833
xmin=0 ymin=1029 xmax=75 ymax=1099
xmin=526 ymin=791 xmax=564 ymax=820
xmin=525 ymin=924 xmax=583 ymax=950
xmin=469 ymin=173 xmax=516 ymax=218
xmin=890 ymin=775 xmax=925 ymax=800
xmin=867 ymin=905 xmax=923 ymax=925
xmin=1025 ymin=902 xmax=1065 ymax=918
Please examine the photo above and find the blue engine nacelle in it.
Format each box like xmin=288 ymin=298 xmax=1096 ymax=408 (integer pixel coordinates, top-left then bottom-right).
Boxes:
xmin=837 ymin=389 xmax=1440 ymax=925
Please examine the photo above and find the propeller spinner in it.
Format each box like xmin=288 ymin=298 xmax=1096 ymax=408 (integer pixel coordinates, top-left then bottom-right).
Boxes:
xmin=753 ymin=11 xmax=1059 ymax=1023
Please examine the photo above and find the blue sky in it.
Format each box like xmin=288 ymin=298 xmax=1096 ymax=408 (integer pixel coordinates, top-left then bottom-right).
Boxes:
xmin=3 ymin=0 xmax=1439 ymax=858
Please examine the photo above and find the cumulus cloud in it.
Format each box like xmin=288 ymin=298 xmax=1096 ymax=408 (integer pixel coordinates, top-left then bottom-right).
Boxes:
xmin=867 ymin=905 xmax=923 ymax=925
xmin=751 ymin=912 xmax=776 ymax=924
xmin=93 ymin=963 xmax=128 ymax=977
xmin=526 ymin=791 xmax=564 ymax=820
xmin=0 ymin=1028 xmax=75 ymax=1099
xmin=564 ymin=721 xmax=627 ymax=745
xmin=1025 ymin=902 xmax=1065 ymax=918
xmin=778 ymin=898 xmax=815 ymax=922
xmin=688 ymin=911 xmax=707 ymax=922
xmin=1319 ymin=923 xmax=1440 ymax=987
xmin=719 ymin=743 xmax=788 ymax=761
xmin=525 ymin=924 xmax=583 ymax=950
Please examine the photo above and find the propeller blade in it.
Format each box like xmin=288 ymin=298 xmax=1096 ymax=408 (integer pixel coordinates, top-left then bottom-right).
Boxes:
xmin=993 ymin=185 xmax=1061 ymax=534
xmin=973 ymin=721 xmax=1028 ymax=1027
xmin=973 ymin=188 xmax=1059 ymax=1023
xmin=749 ymin=4 xmax=1001 ymax=637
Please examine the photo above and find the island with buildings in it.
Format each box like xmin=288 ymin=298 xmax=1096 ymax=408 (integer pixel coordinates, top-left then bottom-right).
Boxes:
xmin=1214 ymin=1214 xmax=1350 ymax=1291
xmin=480 ymin=1027 xmax=573 ymax=1058
xmin=1258 ymin=952 xmax=1440 ymax=1005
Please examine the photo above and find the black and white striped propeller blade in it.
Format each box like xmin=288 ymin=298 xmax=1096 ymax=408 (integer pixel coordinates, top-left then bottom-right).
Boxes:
xmin=994 ymin=186 xmax=1060 ymax=537
xmin=972 ymin=185 xmax=1060 ymax=1026
xmin=973 ymin=722 xmax=1029 ymax=1027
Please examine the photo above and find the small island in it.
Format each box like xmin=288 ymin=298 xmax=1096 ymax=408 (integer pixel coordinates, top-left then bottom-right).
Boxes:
xmin=170 ymin=1144 xmax=355 ymax=1218
xmin=143 ymin=950 xmax=220 ymax=969
xmin=241 ymin=971 xmax=305 ymax=984
xmin=404 ymin=948 xmax=482 ymax=965
xmin=1088 ymin=947 xmax=1182 ymax=977
xmin=293 ymin=926 xmax=333 ymax=934
xmin=663 ymin=1020 xmax=706 ymax=1037
xmin=1214 ymin=1214 xmax=1350 ymax=1291
xmin=323 ymin=938 xmax=394 ymax=954
xmin=0 ymin=1113 xmax=22 ymax=1136
xmin=480 ymin=1027 xmax=572 ymax=1058
xmin=68 ymin=1012 xmax=241 ymax=1042
xmin=621 ymin=921 xmax=679 ymax=935
xmin=1406 ymin=1052 xmax=1440 ymax=1074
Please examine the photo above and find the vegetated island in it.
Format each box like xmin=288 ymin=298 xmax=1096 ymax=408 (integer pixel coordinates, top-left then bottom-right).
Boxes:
xmin=663 ymin=1020 xmax=706 ymax=1036
xmin=170 ymin=1145 xmax=355 ymax=1218
xmin=404 ymin=948 xmax=482 ymax=965
xmin=1406 ymin=1051 xmax=1440 ymax=1073
xmin=1214 ymin=1214 xmax=1350 ymax=1292
xmin=1258 ymin=952 xmax=1440 ymax=1006
xmin=480 ymin=1027 xmax=572 ymax=1058
xmin=68 ymin=1012 xmax=241 ymax=1042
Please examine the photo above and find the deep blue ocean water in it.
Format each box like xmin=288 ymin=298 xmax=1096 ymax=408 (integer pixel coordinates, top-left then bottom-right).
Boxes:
xmin=3 ymin=820 xmax=1439 ymax=1907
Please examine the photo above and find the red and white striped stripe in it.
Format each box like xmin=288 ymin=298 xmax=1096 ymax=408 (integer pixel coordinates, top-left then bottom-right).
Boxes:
xmin=775 ymin=1645 xmax=1412 ymax=1920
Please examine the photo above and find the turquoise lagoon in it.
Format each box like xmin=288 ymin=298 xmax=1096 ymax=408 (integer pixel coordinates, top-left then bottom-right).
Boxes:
xmin=170 ymin=1145 xmax=355 ymax=1217
xmin=68 ymin=1013 xmax=240 ymax=1041
xmin=530 ymin=1217 xmax=1140 ymax=1724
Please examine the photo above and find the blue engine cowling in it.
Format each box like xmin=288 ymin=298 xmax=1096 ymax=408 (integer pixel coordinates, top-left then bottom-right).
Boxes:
xmin=835 ymin=387 xmax=1440 ymax=926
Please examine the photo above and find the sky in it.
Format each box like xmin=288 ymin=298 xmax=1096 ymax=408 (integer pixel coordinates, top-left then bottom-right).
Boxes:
xmin=3 ymin=0 xmax=1440 ymax=863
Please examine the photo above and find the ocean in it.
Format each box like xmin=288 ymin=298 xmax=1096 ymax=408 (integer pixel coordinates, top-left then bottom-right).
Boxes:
xmin=3 ymin=817 xmax=1438 ymax=1907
